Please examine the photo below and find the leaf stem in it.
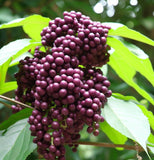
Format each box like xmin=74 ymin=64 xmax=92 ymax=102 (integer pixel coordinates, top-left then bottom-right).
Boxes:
xmin=0 ymin=95 xmax=33 ymax=109
xmin=0 ymin=100 xmax=12 ymax=108
xmin=67 ymin=141 xmax=144 ymax=152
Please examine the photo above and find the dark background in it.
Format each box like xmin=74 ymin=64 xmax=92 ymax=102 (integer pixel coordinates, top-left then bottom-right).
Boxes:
xmin=0 ymin=0 xmax=154 ymax=159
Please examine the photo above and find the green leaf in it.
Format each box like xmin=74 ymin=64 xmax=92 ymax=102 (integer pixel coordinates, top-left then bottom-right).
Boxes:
xmin=0 ymin=81 xmax=17 ymax=94
xmin=100 ymin=121 xmax=127 ymax=147
xmin=148 ymin=134 xmax=154 ymax=145
xmin=22 ymin=15 xmax=50 ymax=41
xmin=0 ymin=58 xmax=11 ymax=86
xmin=137 ymin=104 xmax=154 ymax=131
xmin=97 ymin=64 xmax=108 ymax=76
xmin=122 ymin=40 xmax=149 ymax=59
xmin=122 ymin=40 xmax=154 ymax=87
xmin=0 ymin=17 xmax=25 ymax=28
xmin=0 ymin=118 xmax=36 ymax=160
xmin=147 ymin=134 xmax=154 ymax=154
xmin=112 ymin=93 xmax=137 ymax=101
xmin=102 ymin=97 xmax=150 ymax=154
xmin=9 ymin=52 xmax=33 ymax=67
xmin=0 ymin=58 xmax=17 ymax=94
xmin=0 ymin=15 xmax=50 ymax=41
xmin=0 ymin=39 xmax=41 ymax=66
xmin=0 ymin=108 xmax=32 ymax=130
xmin=148 ymin=146 xmax=154 ymax=155
xmin=113 ymin=93 xmax=154 ymax=146
xmin=107 ymin=37 xmax=154 ymax=104
xmin=104 ymin=22 xmax=154 ymax=46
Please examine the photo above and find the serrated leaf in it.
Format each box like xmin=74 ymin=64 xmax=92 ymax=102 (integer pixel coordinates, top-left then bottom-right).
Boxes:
xmin=100 ymin=121 xmax=127 ymax=147
xmin=107 ymin=37 xmax=154 ymax=104
xmin=0 ymin=15 xmax=50 ymax=41
xmin=102 ymin=97 xmax=150 ymax=154
xmin=103 ymin=22 xmax=154 ymax=46
xmin=0 ymin=39 xmax=41 ymax=66
xmin=0 ymin=118 xmax=36 ymax=160
xmin=0 ymin=108 xmax=32 ymax=130
xmin=0 ymin=81 xmax=17 ymax=94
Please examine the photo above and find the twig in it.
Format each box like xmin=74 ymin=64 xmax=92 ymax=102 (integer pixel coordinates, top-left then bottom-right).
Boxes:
xmin=0 ymin=96 xmax=146 ymax=153
xmin=0 ymin=100 xmax=12 ymax=108
xmin=135 ymin=142 xmax=143 ymax=160
xmin=66 ymin=141 xmax=144 ymax=152
xmin=0 ymin=95 xmax=33 ymax=109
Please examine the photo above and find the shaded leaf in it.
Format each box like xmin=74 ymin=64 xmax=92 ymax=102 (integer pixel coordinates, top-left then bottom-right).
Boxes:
xmin=100 ymin=121 xmax=127 ymax=147
xmin=98 ymin=64 xmax=108 ymax=76
xmin=0 ymin=119 xmax=36 ymax=160
xmin=0 ymin=108 xmax=32 ymax=130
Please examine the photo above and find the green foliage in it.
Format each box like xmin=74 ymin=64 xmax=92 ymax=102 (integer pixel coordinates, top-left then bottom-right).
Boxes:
xmin=0 ymin=15 xmax=50 ymax=41
xmin=0 ymin=39 xmax=40 ymax=66
xmin=102 ymin=97 xmax=150 ymax=153
xmin=0 ymin=108 xmax=32 ymax=130
xmin=106 ymin=22 xmax=154 ymax=46
xmin=0 ymin=58 xmax=11 ymax=86
xmin=0 ymin=118 xmax=36 ymax=160
xmin=0 ymin=39 xmax=41 ymax=94
xmin=9 ymin=52 xmax=33 ymax=67
xmin=0 ymin=82 xmax=17 ymax=95
xmin=0 ymin=13 xmax=153 ymax=160
xmin=107 ymin=37 xmax=154 ymax=104
xmin=100 ymin=121 xmax=127 ymax=146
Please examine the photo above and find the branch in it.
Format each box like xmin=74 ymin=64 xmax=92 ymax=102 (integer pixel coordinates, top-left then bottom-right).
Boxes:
xmin=67 ymin=141 xmax=144 ymax=152
xmin=0 ymin=96 xmax=146 ymax=153
xmin=0 ymin=100 xmax=12 ymax=108
xmin=0 ymin=95 xmax=33 ymax=109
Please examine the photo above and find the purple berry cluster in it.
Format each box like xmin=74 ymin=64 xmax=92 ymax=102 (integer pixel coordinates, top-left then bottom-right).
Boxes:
xmin=41 ymin=11 xmax=110 ymax=67
xmin=12 ymin=11 xmax=112 ymax=160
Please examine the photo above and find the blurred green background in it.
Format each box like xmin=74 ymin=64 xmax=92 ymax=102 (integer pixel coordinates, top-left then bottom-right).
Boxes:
xmin=0 ymin=0 xmax=154 ymax=159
